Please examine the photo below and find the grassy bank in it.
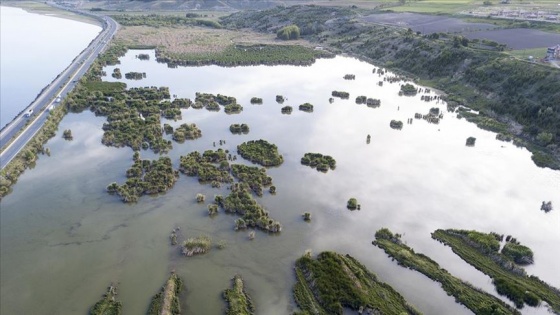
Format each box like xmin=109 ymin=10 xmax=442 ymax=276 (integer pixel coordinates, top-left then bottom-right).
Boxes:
xmin=432 ymin=229 xmax=560 ymax=312
xmin=221 ymin=5 xmax=560 ymax=170
xmin=293 ymin=251 xmax=421 ymax=314
xmin=373 ymin=228 xmax=520 ymax=314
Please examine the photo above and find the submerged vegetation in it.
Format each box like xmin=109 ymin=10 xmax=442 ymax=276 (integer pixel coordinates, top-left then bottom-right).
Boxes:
xmin=300 ymin=152 xmax=336 ymax=172
xmin=432 ymin=229 xmax=560 ymax=311
xmin=89 ymin=285 xmax=122 ymax=315
xmin=147 ymin=273 xmax=183 ymax=315
xmin=223 ymin=274 xmax=255 ymax=315
xmin=237 ymin=140 xmax=283 ymax=167
xmin=374 ymin=228 xmax=519 ymax=314
xmin=293 ymin=251 xmax=421 ymax=315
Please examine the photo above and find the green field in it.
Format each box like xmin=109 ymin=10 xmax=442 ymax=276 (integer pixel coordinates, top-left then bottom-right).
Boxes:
xmin=508 ymin=47 xmax=549 ymax=59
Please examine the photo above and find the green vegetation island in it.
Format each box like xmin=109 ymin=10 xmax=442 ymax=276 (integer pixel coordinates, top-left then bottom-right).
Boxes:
xmin=373 ymin=228 xmax=520 ymax=315
xmin=230 ymin=123 xmax=249 ymax=134
xmin=89 ymin=285 xmax=122 ymax=315
xmin=215 ymin=183 xmax=282 ymax=233
xmin=300 ymin=152 xmax=336 ymax=172
xmin=432 ymin=229 xmax=560 ymax=312
xmin=179 ymin=149 xmax=232 ymax=185
xmin=298 ymin=103 xmax=313 ymax=112
xmin=147 ymin=273 xmax=183 ymax=315
xmin=106 ymin=153 xmax=178 ymax=203
xmin=182 ymin=235 xmax=212 ymax=256
xmin=223 ymin=274 xmax=255 ymax=315
xmin=293 ymin=251 xmax=421 ymax=315
xmin=221 ymin=5 xmax=560 ymax=170
xmin=237 ymin=139 xmax=284 ymax=167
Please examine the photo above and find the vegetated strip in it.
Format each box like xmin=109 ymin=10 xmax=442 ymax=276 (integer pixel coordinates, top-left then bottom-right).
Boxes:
xmin=293 ymin=251 xmax=421 ymax=315
xmin=223 ymin=274 xmax=255 ymax=315
xmin=432 ymin=229 xmax=560 ymax=313
xmin=89 ymin=284 xmax=122 ymax=315
xmin=373 ymin=228 xmax=520 ymax=315
xmin=147 ymin=273 xmax=183 ymax=315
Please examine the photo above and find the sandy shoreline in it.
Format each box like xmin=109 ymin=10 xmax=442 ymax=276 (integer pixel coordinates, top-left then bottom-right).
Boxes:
xmin=1 ymin=1 xmax=103 ymax=27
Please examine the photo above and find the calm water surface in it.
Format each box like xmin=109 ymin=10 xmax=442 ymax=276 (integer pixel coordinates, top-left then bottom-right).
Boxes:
xmin=1 ymin=50 xmax=558 ymax=315
xmin=0 ymin=6 xmax=101 ymax=128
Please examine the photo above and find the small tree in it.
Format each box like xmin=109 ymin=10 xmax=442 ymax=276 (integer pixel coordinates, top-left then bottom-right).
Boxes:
xmin=277 ymin=25 xmax=300 ymax=40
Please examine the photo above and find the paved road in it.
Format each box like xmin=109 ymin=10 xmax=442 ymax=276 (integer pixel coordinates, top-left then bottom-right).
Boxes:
xmin=0 ymin=5 xmax=118 ymax=170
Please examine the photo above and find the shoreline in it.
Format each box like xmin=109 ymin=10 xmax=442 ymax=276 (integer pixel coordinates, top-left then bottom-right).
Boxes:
xmin=1 ymin=1 xmax=103 ymax=27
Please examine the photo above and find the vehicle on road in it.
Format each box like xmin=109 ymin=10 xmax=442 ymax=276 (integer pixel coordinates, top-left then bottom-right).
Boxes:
xmin=24 ymin=109 xmax=33 ymax=118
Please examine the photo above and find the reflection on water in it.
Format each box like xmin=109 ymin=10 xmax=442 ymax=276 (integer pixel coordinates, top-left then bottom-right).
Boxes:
xmin=1 ymin=51 xmax=558 ymax=315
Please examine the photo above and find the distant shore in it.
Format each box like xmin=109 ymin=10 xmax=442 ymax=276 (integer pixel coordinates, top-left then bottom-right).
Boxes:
xmin=1 ymin=1 xmax=102 ymax=27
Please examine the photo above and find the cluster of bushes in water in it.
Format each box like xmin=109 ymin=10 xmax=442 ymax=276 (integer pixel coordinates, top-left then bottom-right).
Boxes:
xmin=231 ymin=164 xmax=273 ymax=196
xmin=179 ymin=149 xmax=232 ymax=185
xmin=281 ymin=106 xmax=292 ymax=114
xmin=193 ymin=92 xmax=242 ymax=113
xmin=124 ymin=72 xmax=146 ymax=80
xmin=182 ymin=235 xmax=212 ymax=256
xmin=229 ymin=123 xmax=249 ymax=134
xmin=298 ymin=103 xmax=313 ymax=112
xmin=250 ymin=97 xmax=263 ymax=104
xmin=390 ymin=120 xmax=403 ymax=130
xmin=214 ymin=183 xmax=282 ymax=233
xmin=237 ymin=139 xmax=284 ymax=167
xmin=331 ymin=90 xmax=349 ymax=99
xmin=399 ymin=83 xmax=417 ymax=96
xmin=172 ymin=123 xmax=202 ymax=142
xmin=112 ymin=68 xmax=122 ymax=79
xmin=300 ymin=152 xmax=336 ymax=172
xmin=355 ymin=95 xmax=381 ymax=107
xmin=107 ymin=152 xmax=178 ymax=203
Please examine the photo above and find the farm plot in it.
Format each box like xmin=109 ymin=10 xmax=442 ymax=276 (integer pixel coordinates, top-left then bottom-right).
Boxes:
xmin=463 ymin=28 xmax=560 ymax=49
xmin=362 ymin=12 xmax=497 ymax=33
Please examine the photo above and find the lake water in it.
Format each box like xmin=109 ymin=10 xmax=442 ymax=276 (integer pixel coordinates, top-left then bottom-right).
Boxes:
xmin=0 ymin=6 xmax=101 ymax=129
xmin=1 ymin=50 xmax=558 ymax=315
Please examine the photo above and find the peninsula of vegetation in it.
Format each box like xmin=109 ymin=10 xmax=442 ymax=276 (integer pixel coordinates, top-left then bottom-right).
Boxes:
xmin=432 ymin=229 xmax=560 ymax=312
xmin=147 ymin=273 xmax=183 ymax=315
xmin=373 ymin=228 xmax=520 ymax=315
xmin=293 ymin=251 xmax=421 ymax=315
xmin=89 ymin=285 xmax=122 ymax=315
xmin=223 ymin=274 xmax=255 ymax=315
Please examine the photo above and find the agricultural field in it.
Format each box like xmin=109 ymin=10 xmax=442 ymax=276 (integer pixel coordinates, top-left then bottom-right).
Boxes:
xmin=463 ymin=28 xmax=560 ymax=49
xmin=362 ymin=12 xmax=498 ymax=33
